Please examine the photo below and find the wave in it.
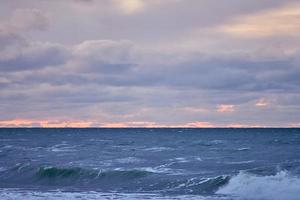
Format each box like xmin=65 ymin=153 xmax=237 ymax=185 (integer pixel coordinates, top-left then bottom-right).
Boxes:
xmin=37 ymin=167 xmax=85 ymax=178
xmin=47 ymin=143 xmax=78 ymax=152
xmin=0 ymin=164 xmax=153 ymax=189
xmin=115 ymin=157 xmax=143 ymax=164
xmin=237 ymin=147 xmax=251 ymax=151
xmin=217 ymin=170 xmax=300 ymax=200
xmin=3 ymin=163 xmax=300 ymax=198
xmin=37 ymin=166 xmax=150 ymax=180
xmin=1 ymin=171 xmax=300 ymax=200
xmin=0 ymin=163 xmax=229 ymax=194
xmin=181 ymin=175 xmax=230 ymax=195
xmin=267 ymin=138 xmax=300 ymax=145
xmin=0 ymin=189 xmax=204 ymax=200
xmin=224 ymin=160 xmax=255 ymax=165
xmin=143 ymin=147 xmax=174 ymax=152
xmin=192 ymin=140 xmax=225 ymax=147
xmin=0 ymin=167 xmax=7 ymax=172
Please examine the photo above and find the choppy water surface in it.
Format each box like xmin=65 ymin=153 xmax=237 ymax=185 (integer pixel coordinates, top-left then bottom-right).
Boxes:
xmin=0 ymin=128 xmax=300 ymax=200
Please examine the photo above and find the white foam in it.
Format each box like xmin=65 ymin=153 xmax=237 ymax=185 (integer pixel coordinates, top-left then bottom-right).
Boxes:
xmin=195 ymin=157 xmax=203 ymax=161
xmin=0 ymin=167 xmax=7 ymax=172
xmin=169 ymin=156 xmax=203 ymax=163
xmin=48 ymin=143 xmax=78 ymax=152
xmin=225 ymin=160 xmax=255 ymax=164
xmin=136 ymin=166 xmax=186 ymax=175
xmin=171 ymin=157 xmax=190 ymax=163
xmin=115 ymin=157 xmax=143 ymax=164
xmin=217 ymin=171 xmax=300 ymax=200
xmin=143 ymin=147 xmax=174 ymax=152
xmin=237 ymin=147 xmax=251 ymax=151
xmin=0 ymin=189 xmax=216 ymax=200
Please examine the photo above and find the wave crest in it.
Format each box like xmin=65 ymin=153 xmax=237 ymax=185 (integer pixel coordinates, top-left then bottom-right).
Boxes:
xmin=36 ymin=166 xmax=151 ymax=180
xmin=37 ymin=167 xmax=82 ymax=178
xmin=217 ymin=170 xmax=300 ymax=200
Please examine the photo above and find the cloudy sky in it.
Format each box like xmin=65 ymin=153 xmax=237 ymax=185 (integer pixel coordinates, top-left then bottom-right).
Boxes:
xmin=0 ymin=0 xmax=300 ymax=127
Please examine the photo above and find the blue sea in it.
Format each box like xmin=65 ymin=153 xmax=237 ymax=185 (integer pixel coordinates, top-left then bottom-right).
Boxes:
xmin=0 ymin=128 xmax=300 ymax=200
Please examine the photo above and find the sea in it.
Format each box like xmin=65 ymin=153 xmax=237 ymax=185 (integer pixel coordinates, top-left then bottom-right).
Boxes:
xmin=0 ymin=128 xmax=300 ymax=200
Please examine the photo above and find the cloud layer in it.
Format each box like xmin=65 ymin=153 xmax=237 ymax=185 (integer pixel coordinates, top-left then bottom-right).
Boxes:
xmin=0 ymin=0 xmax=300 ymax=127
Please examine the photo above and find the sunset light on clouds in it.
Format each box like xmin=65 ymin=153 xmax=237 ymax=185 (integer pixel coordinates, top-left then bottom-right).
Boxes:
xmin=217 ymin=105 xmax=235 ymax=113
xmin=217 ymin=3 xmax=300 ymax=38
xmin=0 ymin=0 xmax=299 ymax=127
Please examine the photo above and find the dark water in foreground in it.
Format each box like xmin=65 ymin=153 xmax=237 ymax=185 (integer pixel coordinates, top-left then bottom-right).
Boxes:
xmin=0 ymin=128 xmax=300 ymax=200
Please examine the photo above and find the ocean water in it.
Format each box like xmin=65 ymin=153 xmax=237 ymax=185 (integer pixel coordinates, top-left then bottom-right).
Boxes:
xmin=0 ymin=128 xmax=300 ymax=200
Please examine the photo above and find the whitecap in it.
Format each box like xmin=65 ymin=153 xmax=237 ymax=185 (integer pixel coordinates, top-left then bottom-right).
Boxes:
xmin=143 ymin=147 xmax=174 ymax=152
xmin=237 ymin=147 xmax=251 ymax=151
xmin=225 ymin=160 xmax=255 ymax=165
xmin=0 ymin=189 xmax=210 ymax=200
xmin=135 ymin=167 xmax=186 ymax=175
xmin=195 ymin=157 xmax=203 ymax=161
xmin=0 ymin=167 xmax=7 ymax=172
xmin=47 ymin=143 xmax=78 ymax=152
xmin=115 ymin=157 xmax=143 ymax=164
xmin=171 ymin=157 xmax=190 ymax=163
xmin=217 ymin=170 xmax=300 ymax=200
xmin=169 ymin=156 xmax=203 ymax=163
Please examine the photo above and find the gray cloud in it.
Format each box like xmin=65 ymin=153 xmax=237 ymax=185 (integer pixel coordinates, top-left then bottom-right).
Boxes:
xmin=0 ymin=1 xmax=300 ymax=126
xmin=9 ymin=8 xmax=49 ymax=32
xmin=0 ymin=41 xmax=69 ymax=71
xmin=0 ymin=8 xmax=67 ymax=72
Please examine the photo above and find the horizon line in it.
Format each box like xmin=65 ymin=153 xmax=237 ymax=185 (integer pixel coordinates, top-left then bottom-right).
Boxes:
xmin=0 ymin=126 xmax=299 ymax=129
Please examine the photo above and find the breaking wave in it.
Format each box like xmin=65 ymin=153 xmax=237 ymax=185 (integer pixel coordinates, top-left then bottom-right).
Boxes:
xmin=2 ymin=163 xmax=300 ymax=199
xmin=217 ymin=170 xmax=300 ymax=200
xmin=0 ymin=164 xmax=230 ymax=194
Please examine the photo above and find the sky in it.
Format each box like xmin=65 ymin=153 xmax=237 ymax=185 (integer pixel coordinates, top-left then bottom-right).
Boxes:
xmin=0 ymin=0 xmax=300 ymax=128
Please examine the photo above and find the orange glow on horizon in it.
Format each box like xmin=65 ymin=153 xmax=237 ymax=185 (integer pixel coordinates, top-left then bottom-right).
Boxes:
xmin=0 ymin=119 xmax=93 ymax=128
xmin=182 ymin=121 xmax=214 ymax=128
xmin=288 ymin=123 xmax=300 ymax=128
xmin=0 ymin=119 xmax=294 ymax=128
xmin=0 ymin=119 xmax=216 ymax=128
xmin=101 ymin=121 xmax=159 ymax=128
xmin=226 ymin=123 xmax=264 ymax=128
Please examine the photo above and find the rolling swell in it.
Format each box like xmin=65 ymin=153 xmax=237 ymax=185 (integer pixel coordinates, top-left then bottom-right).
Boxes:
xmin=37 ymin=167 xmax=83 ymax=178
xmin=0 ymin=164 xmax=152 ymax=190
xmin=37 ymin=166 xmax=150 ymax=180
xmin=0 ymin=163 xmax=230 ymax=194
xmin=4 ymin=164 xmax=300 ymax=198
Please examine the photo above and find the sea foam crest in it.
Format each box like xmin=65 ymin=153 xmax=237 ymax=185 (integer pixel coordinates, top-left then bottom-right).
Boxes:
xmin=217 ymin=170 xmax=300 ymax=200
